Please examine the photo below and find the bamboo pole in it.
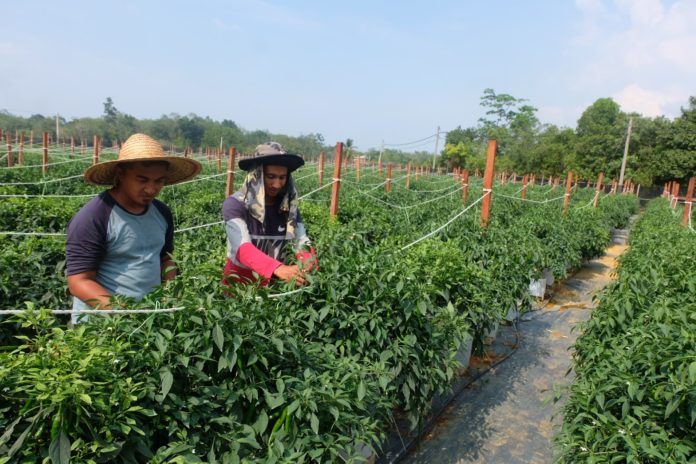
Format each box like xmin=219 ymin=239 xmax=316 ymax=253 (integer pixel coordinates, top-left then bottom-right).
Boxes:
xmin=318 ymin=151 xmax=325 ymax=187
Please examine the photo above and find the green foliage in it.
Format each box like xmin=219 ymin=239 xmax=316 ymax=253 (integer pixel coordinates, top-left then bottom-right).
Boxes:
xmin=556 ymin=199 xmax=696 ymax=462
xmin=0 ymin=154 xmax=639 ymax=462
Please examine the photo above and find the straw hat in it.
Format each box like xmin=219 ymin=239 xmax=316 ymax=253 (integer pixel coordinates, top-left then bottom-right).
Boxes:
xmin=84 ymin=133 xmax=202 ymax=185
xmin=239 ymin=142 xmax=305 ymax=172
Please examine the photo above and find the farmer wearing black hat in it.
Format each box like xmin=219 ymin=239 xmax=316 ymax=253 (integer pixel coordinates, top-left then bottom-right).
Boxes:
xmin=222 ymin=142 xmax=317 ymax=287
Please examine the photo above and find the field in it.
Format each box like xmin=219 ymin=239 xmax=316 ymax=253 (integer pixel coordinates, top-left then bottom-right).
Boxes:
xmin=0 ymin=143 xmax=661 ymax=463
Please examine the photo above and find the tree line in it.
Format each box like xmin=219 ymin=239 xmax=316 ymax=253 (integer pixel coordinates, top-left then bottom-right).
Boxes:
xmin=440 ymin=89 xmax=696 ymax=187
xmin=1 ymin=92 xmax=694 ymax=186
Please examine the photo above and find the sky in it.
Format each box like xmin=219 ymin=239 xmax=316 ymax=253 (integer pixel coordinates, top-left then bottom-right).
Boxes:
xmin=0 ymin=0 xmax=694 ymax=151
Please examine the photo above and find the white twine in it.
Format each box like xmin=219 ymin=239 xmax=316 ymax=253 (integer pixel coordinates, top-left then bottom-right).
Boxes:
xmin=346 ymin=183 xmax=463 ymax=210
xmin=0 ymin=193 xmax=94 ymax=198
xmin=0 ymin=306 xmax=185 ymax=315
xmin=2 ymin=156 xmax=93 ymax=169
xmin=174 ymin=220 xmax=225 ymax=234
xmin=400 ymin=193 xmax=487 ymax=251
xmin=298 ymin=179 xmax=337 ymax=200
xmin=0 ymin=173 xmax=84 ymax=186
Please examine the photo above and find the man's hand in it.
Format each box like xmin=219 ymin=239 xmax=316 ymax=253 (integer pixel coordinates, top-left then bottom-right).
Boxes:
xmin=272 ymin=264 xmax=307 ymax=286
xmin=67 ymin=271 xmax=112 ymax=308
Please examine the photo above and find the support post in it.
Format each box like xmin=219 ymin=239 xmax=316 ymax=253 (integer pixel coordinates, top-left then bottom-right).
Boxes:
xmin=318 ymin=151 xmax=325 ymax=187
xmin=593 ymin=173 xmax=604 ymax=208
xmin=5 ymin=135 xmax=12 ymax=167
xmin=406 ymin=161 xmax=411 ymax=190
xmin=563 ymin=171 xmax=573 ymax=213
xmin=481 ymin=140 xmax=496 ymax=228
xmin=521 ymin=175 xmax=528 ymax=200
xmin=329 ymin=142 xmax=343 ymax=219
xmin=42 ymin=132 xmax=49 ymax=175
xmin=386 ymin=163 xmax=392 ymax=193
xmin=462 ymin=169 xmax=469 ymax=204
xmin=225 ymin=147 xmax=236 ymax=197
xmin=682 ymin=177 xmax=694 ymax=227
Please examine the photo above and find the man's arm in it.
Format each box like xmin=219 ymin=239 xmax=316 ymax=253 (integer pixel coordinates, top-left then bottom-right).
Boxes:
xmin=67 ymin=271 xmax=112 ymax=309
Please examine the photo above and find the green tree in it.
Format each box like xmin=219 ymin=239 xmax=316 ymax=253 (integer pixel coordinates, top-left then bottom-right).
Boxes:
xmin=575 ymin=98 xmax=627 ymax=178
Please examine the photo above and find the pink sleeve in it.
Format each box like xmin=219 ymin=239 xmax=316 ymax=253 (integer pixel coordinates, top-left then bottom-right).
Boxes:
xmin=236 ymin=242 xmax=283 ymax=279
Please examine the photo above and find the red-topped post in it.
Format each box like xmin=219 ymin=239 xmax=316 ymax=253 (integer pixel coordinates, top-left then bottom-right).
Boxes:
xmin=329 ymin=142 xmax=343 ymax=219
xmin=481 ymin=140 xmax=497 ymax=228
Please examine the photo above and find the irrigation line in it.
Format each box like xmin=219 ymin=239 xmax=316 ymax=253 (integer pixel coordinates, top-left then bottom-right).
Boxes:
xmin=400 ymin=193 xmax=487 ymax=251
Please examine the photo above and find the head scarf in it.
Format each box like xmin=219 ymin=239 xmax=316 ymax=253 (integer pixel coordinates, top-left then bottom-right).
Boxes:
xmin=232 ymin=164 xmax=300 ymax=239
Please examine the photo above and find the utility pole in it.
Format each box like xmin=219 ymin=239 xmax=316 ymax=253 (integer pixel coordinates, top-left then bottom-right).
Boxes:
xmin=618 ymin=117 xmax=633 ymax=189
xmin=432 ymin=125 xmax=440 ymax=170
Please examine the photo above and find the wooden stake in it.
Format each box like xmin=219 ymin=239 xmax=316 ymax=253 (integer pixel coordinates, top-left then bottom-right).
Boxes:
xmin=42 ymin=132 xmax=49 ymax=175
xmin=329 ymin=142 xmax=343 ymax=219
xmin=682 ymin=177 xmax=694 ymax=227
xmin=318 ymin=151 xmax=325 ymax=187
xmin=406 ymin=161 xmax=411 ymax=190
xmin=6 ymin=135 xmax=12 ymax=167
xmin=521 ymin=175 xmax=528 ymax=200
xmin=225 ymin=147 xmax=236 ymax=197
xmin=594 ymin=172 xmax=604 ymax=208
xmin=356 ymin=156 xmax=361 ymax=182
xmin=671 ymin=182 xmax=680 ymax=209
xmin=18 ymin=132 xmax=24 ymax=166
xmin=462 ymin=169 xmax=469 ymax=204
xmin=386 ymin=163 xmax=392 ymax=193
xmin=93 ymin=135 xmax=100 ymax=165
xmin=481 ymin=140 xmax=497 ymax=228
xmin=563 ymin=172 xmax=573 ymax=213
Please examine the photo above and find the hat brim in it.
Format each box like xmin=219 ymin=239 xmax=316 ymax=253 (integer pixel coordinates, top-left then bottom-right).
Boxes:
xmin=239 ymin=154 xmax=305 ymax=172
xmin=84 ymin=157 xmax=202 ymax=186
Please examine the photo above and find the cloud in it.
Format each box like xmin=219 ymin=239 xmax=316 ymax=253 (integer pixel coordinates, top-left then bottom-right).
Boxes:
xmin=0 ymin=41 xmax=22 ymax=56
xmin=613 ymin=84 xmax=675 ymax=117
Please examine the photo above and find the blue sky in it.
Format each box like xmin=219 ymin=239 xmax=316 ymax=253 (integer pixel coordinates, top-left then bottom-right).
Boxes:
xmin=1 ymin=0 xmax=693 ymax=151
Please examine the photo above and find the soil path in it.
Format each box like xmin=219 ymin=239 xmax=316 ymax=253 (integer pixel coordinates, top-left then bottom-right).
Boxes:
xmin=399 ymin=242 xmax=629 ymax=464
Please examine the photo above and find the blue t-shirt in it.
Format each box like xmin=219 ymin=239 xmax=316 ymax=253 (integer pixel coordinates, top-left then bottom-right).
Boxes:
xmin=66 ymin=191 xmax=174 ymax=322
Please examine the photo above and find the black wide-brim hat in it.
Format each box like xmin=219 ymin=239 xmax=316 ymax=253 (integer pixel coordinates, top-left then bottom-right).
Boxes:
xmin=239 ymin=142 xmax=305 ymax=172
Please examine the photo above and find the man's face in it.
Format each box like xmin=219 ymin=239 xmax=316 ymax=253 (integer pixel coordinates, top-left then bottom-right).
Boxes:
xmin=264 ymin=165 xmax=289 ymax=200
xmin=116 ymin=162 xmax=168 ymax=208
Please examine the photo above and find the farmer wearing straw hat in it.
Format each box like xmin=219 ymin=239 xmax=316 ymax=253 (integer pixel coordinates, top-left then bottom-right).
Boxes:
xmin=66 ymin=133 xmax=201 ymax=323
xmin=223 ymin=142 xmax=317 ymax=288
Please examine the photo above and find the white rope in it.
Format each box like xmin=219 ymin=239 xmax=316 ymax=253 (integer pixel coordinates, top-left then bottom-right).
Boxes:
xmin=174 ymin=220 xmax=225 ymax=233
xmin=291 ymin=170 xmax=321 ymax=182
xmin=0 ymin=193 xmax=94 ymax=198
xmin=0 ymin=306 xmax=185 ymax=315
xmin=346 ymin=183 xmax=463 ymax=210
xmin=0 ymin=173 xmax=84 ymax=186
xmin=2 ymin=156 xmax=93 ymax=169
xmin=400 ymin=193 xmax=487 ymax=251
xmin=298 ymin=179 xmax=337 ymax=200
xmin=0 ymin=231 xmax=66 ymax=236
xmin=171 ymin=171 xmax=228 ymax=187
